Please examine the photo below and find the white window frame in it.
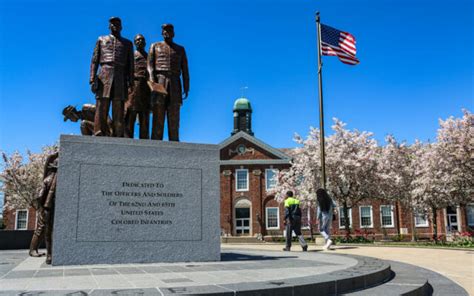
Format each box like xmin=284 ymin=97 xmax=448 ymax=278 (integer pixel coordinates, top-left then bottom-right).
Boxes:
xmin=15 ymin=209 xmax=29 ymax=230
xmin=265 ymin=207 xmax=280 ymax=230
xmin=380 ymin=205 xmax=394 ymax=228
xmin=359 ymin=206 xmax=374 ymax=228
xmin=338 ymin=207 xmax=352 ymax=229
xmin=235 ymin=169 xmax=249 ymax=192
xmin=265 ymin=169 xmax=279 ymax=191
xmin=414 ymin=212 xmax=429 ymax=227
xmin=467 ymin=204 xmax=474 ymax=227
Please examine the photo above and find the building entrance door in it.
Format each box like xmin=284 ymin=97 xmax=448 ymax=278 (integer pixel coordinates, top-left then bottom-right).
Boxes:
xmin=235 ymin=208 xmax=250 ymax=236
xmin=446 ymin=206 xmax=458 ymax=233
xmin=447 ymin=214 xmax=458 ymax=232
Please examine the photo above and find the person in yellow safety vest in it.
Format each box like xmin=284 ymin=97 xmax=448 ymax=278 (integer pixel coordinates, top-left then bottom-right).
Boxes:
xmin=283 ymin=191 xmax=308 ymax=251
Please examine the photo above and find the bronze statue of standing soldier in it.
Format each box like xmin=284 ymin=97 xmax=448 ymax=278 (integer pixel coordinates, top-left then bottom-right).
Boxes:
xmin=90 ymin=17 xmax=134 ymax=137
xmin=147 ymin=24 xmax=189 ymax=141
xmin=124 ymin=34 xmax=151 ymax=139
xmin=29 ymin=152 xmax=58 ymax=264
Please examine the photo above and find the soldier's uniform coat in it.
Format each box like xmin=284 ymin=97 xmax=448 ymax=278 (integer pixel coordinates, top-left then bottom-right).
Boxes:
xmin=147 ymin=41 xmax=189 ymax=141
xmin=90 ymin=35 xmax=134 ymax=101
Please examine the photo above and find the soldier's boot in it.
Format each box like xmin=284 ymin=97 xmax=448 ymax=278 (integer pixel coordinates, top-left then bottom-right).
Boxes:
xmin=45 ymin=242 xmax=52 ymax=265
xmin=45 ymin=221 xmax=53 ymax=265
xmin=29 ymin=235 xmax=45 ymax=257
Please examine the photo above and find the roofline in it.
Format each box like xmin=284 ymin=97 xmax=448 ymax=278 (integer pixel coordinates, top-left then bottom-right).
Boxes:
xmin=219 ymin=131 xmax=291 ymax=160
xmin=220 ymin=159 xmax=291 ymax=166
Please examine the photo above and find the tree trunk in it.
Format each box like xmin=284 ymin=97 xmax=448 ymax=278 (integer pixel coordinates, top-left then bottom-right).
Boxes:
xmin=343 ymin=202 xmax=351 ymax=236
xmin=395 ymin=201 xmax=401 ymax=235
xmin=410 ymin=211 xmax=416 ymax=242
xmin=432 ymin=205 xmax=438 ymax=242
xmin=462 ymin=203 xmax=469 ymax=233
xmin=309 ymin=205 xmax=314 ymax=241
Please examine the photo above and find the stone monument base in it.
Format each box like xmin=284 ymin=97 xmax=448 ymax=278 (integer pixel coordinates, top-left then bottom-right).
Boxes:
xmin=52 ymin=135 xmax=220 ymax=265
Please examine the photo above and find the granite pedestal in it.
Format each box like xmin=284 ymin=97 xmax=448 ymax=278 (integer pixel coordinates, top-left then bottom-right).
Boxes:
xmin=52 ymin=135 xmax=220 ymax=265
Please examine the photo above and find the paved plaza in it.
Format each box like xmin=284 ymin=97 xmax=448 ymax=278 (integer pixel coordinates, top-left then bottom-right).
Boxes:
xmin=0 ymin=246 xmax=470 ymax=295
xmin=222 ymin=243 xmax=474 ymax=295
xmin=0 ymin=249 xmax=357 ymax=291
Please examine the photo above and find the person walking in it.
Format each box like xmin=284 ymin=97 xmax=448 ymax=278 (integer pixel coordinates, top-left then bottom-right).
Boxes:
xmin=283 ymin=191 xmax=308 ymax=252
xmin=317 ymin=188 xmax=337 ymax=250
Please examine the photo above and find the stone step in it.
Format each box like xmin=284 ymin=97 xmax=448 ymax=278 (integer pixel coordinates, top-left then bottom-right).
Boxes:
xmin=157 ymin=253 xmax=393 ymax=295
xmin=341 ymin=260 xmax=468 ymax=296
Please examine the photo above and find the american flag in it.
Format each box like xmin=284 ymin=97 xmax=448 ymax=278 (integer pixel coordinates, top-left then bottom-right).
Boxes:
xmin=321 ymin=24 xmax=359 ymax=65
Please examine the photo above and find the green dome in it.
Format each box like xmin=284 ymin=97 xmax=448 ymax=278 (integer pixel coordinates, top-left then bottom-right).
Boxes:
xmin=233 ymin=97 xmax=252 ymax=111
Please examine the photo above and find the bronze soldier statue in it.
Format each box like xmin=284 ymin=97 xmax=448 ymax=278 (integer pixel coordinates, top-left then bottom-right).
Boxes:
xmin=147 ymin=24 xmax=189 ymax=141
xmin=29 ymin=201 xmax=45 ymax=257
xmin=63 ymin=104 xmax=113 ymax=136
xmin=34 ymin=152 xmax=58 ymax=265
xmin=124 ymin=34 xmax=150 ymax=139
xmin=90 ymin=17 xmax=134 ymax=137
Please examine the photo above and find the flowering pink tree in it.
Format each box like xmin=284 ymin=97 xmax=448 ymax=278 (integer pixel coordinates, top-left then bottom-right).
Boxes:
xmin=378 ymin=135 xmax=420 ymax=240
xmin=325 ymin=119 xmax=379 ymax=235
xmin=269 ymin=139 xmax=320 ymax=239
xmin=412 ymin=110 xmax=473 ymax=240
xmin=271 ymin=119 xmax=379 ymax=236
xmin=1 ymin=145 xmax=58 ymax=212
xmin=436 ymin=109 xmax=473 ymax=207
xmin=412 ymin=142 xmax=449 ymax=241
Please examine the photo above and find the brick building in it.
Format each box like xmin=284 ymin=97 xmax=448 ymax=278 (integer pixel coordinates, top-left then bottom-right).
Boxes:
xmin=217 ymin=97 xmax=474 ymax=241
xmin=219 ymin=98 xmax=291 ymax=238
xmin=2 ymin=97 xmax=474 ymax=242
xmin=3 ymin=207 xmax=38 ymax=231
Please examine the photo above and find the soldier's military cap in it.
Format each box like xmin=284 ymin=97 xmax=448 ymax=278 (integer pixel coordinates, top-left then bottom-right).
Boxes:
xmin=62 ymin=105 xmax=77 ymax=122
xmin=109 ymin=16 xmax=122 ymax=23
xmin=161 ymin=23 xmax=174 ymax=30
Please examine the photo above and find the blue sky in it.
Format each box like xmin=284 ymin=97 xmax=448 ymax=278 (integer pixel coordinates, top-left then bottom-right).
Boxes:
xmin=0 ymin=0 xmax=472 ymax=155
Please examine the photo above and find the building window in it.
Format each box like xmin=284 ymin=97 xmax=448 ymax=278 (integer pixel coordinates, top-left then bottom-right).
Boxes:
xmin=339 ymin=207 xmax=352 ymax=229
xmin=359 ymin=206 xmax=373 ymax=228
xmin=265 ymin=169 xmax=278 ymax=191
xmin=235 ymin=169 xmax=249 ymax=191
xmin=414 ymin=212 xmax=429 ymax=227
xmin=15 ymin=210 xmax=28 ymax=230
xmin=467 ymin=205 xmax=474 ymax=227
xmin=266 ymin=207 xmax=279 ymax=229
xmin=380 ymin=205 xmax=394 ymax=228
xmin=466 ymin=204 xmax=474 ymax=227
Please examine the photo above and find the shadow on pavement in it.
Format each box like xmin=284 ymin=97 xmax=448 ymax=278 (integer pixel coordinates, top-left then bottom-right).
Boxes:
xmin=333 ymin=246 xmax=359 ymax=250
xmin=221 ymin=252 xmax=297 ymax=261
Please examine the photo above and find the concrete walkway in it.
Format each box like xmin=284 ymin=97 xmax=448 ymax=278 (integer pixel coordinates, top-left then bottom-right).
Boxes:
xmin=221 ymin=243 xmax=474 ymax=295
xmin=0 ymin=249 xmax=392 ymax=295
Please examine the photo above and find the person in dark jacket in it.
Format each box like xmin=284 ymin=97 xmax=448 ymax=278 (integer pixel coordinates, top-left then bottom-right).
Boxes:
xmin=283 ymin=191 xmax=308 ymax=251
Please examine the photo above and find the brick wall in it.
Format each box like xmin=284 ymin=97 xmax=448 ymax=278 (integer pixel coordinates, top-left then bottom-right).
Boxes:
xmin=3 ymin=207 xmax=37 ymax=231
xmin=220 ymin=163 xmax=289 ymax=236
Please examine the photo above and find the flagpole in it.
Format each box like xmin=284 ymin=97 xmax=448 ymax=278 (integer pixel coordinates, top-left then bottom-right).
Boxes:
xmin=316 ymin=11 xmax=326 ymax=190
